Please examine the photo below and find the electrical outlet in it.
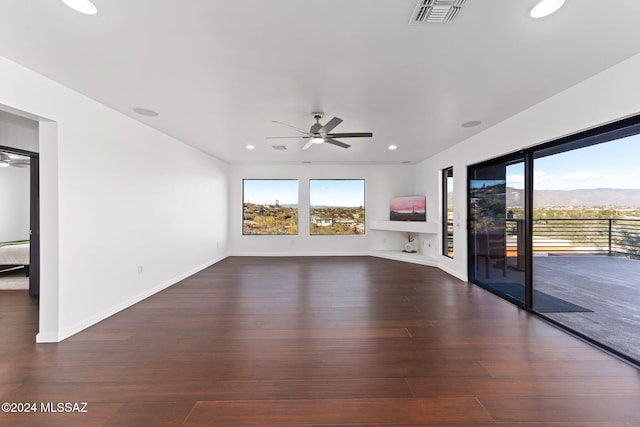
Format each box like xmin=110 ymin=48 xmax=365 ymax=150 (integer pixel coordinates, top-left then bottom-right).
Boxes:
xmin=137 ymin=265 xmax=143 ymax=274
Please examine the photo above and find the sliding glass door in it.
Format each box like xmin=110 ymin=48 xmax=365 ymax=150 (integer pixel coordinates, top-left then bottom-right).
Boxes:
xmin=468 ymin=114 xmax=640 ymax=365
xmin=469 ymin=156 xmax=526 ymax=307
xmin=532 ymin=134 xmax=640 ymax=362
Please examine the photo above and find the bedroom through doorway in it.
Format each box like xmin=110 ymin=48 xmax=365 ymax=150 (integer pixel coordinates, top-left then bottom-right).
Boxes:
xmin=0 ymin=146 xmax=39 ymax=297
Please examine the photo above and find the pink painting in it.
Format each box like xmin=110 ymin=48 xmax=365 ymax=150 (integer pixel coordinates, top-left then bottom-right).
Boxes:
xmin=390 ymin=196 xmax=426 ymax=221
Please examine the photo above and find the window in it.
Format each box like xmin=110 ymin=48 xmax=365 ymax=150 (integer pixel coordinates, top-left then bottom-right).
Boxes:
xmin=242 ymin=179 xmax=298 ymax=235
xmin=442 ymin=167 xmax=454 ymax=257
xmin=309 ymin=179 xmax=365 ymax=235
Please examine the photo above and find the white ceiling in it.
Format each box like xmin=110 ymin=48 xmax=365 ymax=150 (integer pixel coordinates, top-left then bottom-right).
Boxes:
xmin=2 ymin=0 xmax=640 ymax=164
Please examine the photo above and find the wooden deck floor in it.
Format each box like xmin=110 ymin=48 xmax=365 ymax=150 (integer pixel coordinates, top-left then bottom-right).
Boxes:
xmin=2 ymin=256 xmax=640 ymax=426
xmin=480 ymin=254 xmax=640 ymax=363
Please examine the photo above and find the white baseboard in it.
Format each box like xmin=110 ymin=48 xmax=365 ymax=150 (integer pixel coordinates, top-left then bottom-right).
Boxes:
xmin=228 ymin=251 xmax=468 ymax=281
xmin=227 ymin=251 xmax=370 ymax=257
xmin=36 ymin=331 xmax=60 ymax=343
xmin=369 ymin=250 xmax=437 ymax=266
xmin=36 ymin=254 xmax=228 ymax=343
xmin=436 ymin=263 xmax=468 ymax=282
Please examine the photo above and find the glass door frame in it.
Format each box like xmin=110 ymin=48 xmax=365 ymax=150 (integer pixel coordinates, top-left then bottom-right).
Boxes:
xmin=466 ymin=113 xmax=640 ymax=367
xmin=467 ymin=152 xmax=532 ymax=309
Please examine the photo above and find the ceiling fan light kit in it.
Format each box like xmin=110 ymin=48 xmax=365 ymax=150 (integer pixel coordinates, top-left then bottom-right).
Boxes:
xmin=268 ymin=112 xmax=373 ymax=150
xmin=530 ymin=0 xmax=565 ymax=18
xmin=60 ymin=0 xmax=98 ymax=15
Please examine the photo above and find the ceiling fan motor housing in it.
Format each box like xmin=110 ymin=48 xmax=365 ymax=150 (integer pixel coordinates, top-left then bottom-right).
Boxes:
xmin=310 ymin=112 xmax=325 ymax=135
xmin=310 ymin=123 xmax=323 ymax=134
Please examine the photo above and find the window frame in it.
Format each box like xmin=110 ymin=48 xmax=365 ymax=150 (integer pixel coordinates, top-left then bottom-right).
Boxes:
xmin=242 ymin=179 xmax=299 ymax=236
xmin=308 ymin=179 xmax=366 ymax=236
xmin=442 ymin=167 xmax=454 ymax=258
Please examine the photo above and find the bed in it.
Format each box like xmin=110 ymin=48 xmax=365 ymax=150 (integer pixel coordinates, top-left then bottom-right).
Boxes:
xmin=0 ymin=240 xmax=30 ymax=272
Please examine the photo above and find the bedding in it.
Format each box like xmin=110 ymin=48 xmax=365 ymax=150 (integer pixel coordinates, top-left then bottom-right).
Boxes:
xmin=0 ymin=241 xmax=30 ymax=266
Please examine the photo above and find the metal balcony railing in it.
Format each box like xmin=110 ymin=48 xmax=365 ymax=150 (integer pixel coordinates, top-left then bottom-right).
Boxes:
xmin=505 ymin=218 xmax=640 ymax=257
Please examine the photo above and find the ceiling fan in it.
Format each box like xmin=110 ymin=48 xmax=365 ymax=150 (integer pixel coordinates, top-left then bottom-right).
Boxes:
xmin=266 ymin=112 xmax=373 ymax=149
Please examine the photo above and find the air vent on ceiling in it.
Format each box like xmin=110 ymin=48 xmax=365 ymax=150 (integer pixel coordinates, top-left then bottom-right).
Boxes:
xmin=409 ymin=0 xmax=467 ymax=24
xmin=272 ymin=145 xmax=287 ymax=151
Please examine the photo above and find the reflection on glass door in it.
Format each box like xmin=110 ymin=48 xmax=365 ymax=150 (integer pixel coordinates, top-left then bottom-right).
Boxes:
xmin=469 ymin=158 xmax=526 ymax=307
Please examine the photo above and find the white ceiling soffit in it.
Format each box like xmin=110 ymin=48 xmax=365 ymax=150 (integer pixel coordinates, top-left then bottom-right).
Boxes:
xmin=410 ymin=0 xmax=467 ymax=24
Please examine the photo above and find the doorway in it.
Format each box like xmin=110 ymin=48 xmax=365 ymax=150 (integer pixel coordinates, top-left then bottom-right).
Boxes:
xmin=0 ymin=146 xmax=39 ymax=297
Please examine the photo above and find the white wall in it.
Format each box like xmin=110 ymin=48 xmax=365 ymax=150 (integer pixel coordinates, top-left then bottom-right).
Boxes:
xmin=0 ymin=164 xmax=30 ymax=242
xmin=0 ymin=109 xmax=39 ymax=152
xmin=0 ymin=110 xmax=36 ymax=243
xmin=228 ymin=163 xmax=416 ymax=255
xmin=417 ymin=52 xmax=640 ymax=281
xmin=0 ymin=55 xmax=229 ymax=342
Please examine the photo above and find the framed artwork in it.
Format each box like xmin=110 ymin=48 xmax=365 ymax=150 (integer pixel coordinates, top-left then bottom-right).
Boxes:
xmin=390 ymin=196 xmax=426 ymax=221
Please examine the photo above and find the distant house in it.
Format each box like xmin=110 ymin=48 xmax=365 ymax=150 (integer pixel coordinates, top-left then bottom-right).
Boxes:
xmin=335 ymin=218 xmax=355 ymax=225
xmin=311 ymin=216 xmax=332 ymax=227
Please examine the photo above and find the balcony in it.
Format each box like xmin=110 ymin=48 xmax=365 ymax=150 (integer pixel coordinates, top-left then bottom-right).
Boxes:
xmin=478 ymin=218 xmax=640 ymax=363
xmin=507 ymin=218 xmax=640 ymax=257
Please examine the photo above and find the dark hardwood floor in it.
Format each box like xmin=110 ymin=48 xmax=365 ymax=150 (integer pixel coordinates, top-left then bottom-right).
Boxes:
xmin=1 ymin=256 xmax=640 ymax=426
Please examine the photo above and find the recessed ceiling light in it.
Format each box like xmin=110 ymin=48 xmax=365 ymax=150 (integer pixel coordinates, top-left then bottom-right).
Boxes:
xmin=461 ymin=120 xmax=482 ymax=128
xmin=530 ymin=0 xmax=565 ymax=18
xmin=301 ymin=161 xmax=312 ymax=164
xmin=388 ymin=145 xmax=398 ymax=150
xmin=60 ymin=0 xmax=98 ymax=15
xmin=133 ymin=107 xmax=159 ymax=117
xmin=401 ymin=161 xmax=412 ymax=164
xmin=245 ymin=145 xmax=255 ymax=150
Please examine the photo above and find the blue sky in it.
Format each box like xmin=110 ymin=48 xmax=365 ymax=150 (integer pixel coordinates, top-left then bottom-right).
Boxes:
xmin=310 ymin=179 xmax=365 ymax=207
xmin=243 ymin=180 xmax=299 ymax=205
xmin=243 ymin=179 xmax=365 ymax=207
xmin=506 ymin=133 xmax=640 ymax=190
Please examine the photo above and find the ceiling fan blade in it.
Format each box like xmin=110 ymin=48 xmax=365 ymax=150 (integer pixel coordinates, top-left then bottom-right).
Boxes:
xmin=325 ymin=138 xmax=350 ymax=149
xmin=320 ymin=117 xmax=343 ymax=133
xmin=264 ymin=136 xmax=306 ymax=139
xmin=327 ymin=132 xmax=373 ymax=138
xmin=302 ymin=140 xmax=315 ymax=150
xmin=271 ymin=120 xmax=309 ymax=135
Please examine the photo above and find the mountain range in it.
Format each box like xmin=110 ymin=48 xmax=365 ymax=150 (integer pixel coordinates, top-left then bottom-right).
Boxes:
xmin=506 ymin=187 xmax=640 ymax=207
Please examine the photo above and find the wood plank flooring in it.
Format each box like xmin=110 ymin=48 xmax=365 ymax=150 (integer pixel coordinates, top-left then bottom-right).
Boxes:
xmin=1 ymin=256 xmax=640 ymax=426
xmin=481 ymin=254 xmax=640 ymax=362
